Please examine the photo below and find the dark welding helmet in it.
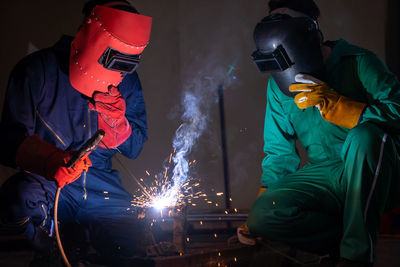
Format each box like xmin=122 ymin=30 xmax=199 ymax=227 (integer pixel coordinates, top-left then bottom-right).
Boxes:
xmin=252 ymin=13 xmax=324 ymax=97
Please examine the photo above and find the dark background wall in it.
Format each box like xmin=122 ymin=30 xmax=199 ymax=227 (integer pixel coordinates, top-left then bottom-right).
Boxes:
xmin=386 ymin=0 xmax=400 ymax=78
xmin=0 ymin=1 xmax=388 ymax=211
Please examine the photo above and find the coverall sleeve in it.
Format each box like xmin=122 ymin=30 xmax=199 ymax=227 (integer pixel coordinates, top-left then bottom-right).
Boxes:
xmin=116 ymin=72 xmax=148 ymax=159
xmin=261 ymin=78 xmax=300 ymax=187
xmin=357 ymin=52 xmax=400 ymax=132
xmin=0 ymin=54 xmax=44 ymax=168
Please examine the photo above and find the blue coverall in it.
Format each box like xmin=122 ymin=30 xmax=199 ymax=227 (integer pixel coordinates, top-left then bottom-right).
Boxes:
xmin=0 ymin=35 xmax=148 ymax=259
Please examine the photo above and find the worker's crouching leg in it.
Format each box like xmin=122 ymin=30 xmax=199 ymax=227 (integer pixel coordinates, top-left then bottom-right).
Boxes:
xmin=340 ymin=122 xmax=400 ymax=263
xmin=0 ymin=172 xmax=57 ymax=251
xmin=247 ymin=187 xmax=342 ymax=254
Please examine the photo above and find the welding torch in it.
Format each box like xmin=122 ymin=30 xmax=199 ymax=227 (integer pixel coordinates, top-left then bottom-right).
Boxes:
xmin=65 ymin=129 xmax=105 ymax=168
xmin=54 ymin=129 xmax=105 ymax=267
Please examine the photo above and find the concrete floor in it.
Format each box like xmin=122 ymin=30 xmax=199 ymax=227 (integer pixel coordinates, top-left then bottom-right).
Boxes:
xmin=1 ymin=234 xmax=400 ymax=266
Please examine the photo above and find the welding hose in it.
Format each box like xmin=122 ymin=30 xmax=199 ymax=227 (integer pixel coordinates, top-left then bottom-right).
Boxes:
xmin=54 ymin=187 xmax=72 ymax=267
xmin=53 ymin=130 xmax=105 ymax=267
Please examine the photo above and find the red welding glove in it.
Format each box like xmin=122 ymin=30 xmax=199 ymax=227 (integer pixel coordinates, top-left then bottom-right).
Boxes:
xmin=89 ymin=86 xmax=132 ymax=148
xmin=16 ymin=134 xmax=92 ymax=188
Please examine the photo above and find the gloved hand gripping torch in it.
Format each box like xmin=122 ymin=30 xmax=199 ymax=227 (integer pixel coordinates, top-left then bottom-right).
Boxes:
xmin=54 ymin=130 xmax=105 ymax=267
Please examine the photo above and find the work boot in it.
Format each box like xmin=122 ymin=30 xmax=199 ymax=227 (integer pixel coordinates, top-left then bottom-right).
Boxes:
xmin=336 ymin=258 xmax=373 ymax=267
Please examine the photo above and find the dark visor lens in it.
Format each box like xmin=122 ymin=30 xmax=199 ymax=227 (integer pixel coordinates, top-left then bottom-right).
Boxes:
xmin=99 ymin=47 xmax=141 ymax=74
xmin=251 ymin=45 xmax=293 ymax=73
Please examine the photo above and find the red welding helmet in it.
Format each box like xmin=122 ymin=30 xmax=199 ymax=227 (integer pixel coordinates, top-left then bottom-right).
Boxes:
xmin=69 ymin=5 xmax=152 ymax=97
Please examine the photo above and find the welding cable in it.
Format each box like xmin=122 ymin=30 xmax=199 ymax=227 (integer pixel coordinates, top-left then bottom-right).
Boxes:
xmin=54 ymin=187 xmax=72 ymax=267
xmin=53 ymin=141 xmax=148 ymax=267
xmin=100 ymin=140 xmax=153 ymax=199
xmin=53 ymin=130 xmax=105 ymax=267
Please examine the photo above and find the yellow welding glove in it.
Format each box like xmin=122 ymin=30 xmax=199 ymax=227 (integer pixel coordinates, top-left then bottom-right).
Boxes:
xmin=237 ymin=187 xmax=267 ymax=245
xmin=289 ymin=74 xmax=366 ymax=129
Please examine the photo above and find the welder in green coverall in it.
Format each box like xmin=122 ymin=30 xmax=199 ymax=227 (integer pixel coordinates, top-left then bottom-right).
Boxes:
xmin=237 ymin=1 xmax=400 ymax=266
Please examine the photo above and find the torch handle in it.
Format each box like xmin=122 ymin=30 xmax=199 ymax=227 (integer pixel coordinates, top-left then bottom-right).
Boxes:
xmin=65 ymin=129 xmax=105 ymax=169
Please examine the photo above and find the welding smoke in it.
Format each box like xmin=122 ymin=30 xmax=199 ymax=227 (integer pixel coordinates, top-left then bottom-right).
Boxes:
xmin=153 ymin=0 xmax=242 ymax=207
xmin=154 ymin=64 xmax=237 ymax=209
xmin=159 ymin=91 xmax=208 ymax=206
xmin=172 ymin=92 xmax=207 ymax=183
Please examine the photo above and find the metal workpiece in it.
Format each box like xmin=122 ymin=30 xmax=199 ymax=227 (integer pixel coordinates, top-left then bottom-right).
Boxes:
xmin=172 ymin=206 xmax=188 ymax=253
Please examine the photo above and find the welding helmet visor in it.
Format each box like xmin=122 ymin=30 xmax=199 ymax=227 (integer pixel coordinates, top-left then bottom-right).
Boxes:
xmin=70 ymin=5 xmax=152 ymax=97
xmin=98 ymin=46 xmax=141 ymax=74
xmin=252 ymin=14 xmax=324 ymax=97
xmin=251 ymin=44 xmax=293 ymax=72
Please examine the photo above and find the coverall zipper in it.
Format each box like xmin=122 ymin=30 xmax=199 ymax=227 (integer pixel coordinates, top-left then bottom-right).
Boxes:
xmin=364 ymin=134 xmax=387 ymax=262
xmin=36 ymin=110 xmax=67 ymax=147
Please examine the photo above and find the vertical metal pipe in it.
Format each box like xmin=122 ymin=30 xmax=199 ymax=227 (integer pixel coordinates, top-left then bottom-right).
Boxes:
xmin=218 ymin=84 xmax=232 ymax=214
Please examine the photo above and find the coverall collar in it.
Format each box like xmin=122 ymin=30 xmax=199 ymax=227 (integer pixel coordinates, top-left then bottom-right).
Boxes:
xmin=325 ymin=38 xmax=368 ymax=74
xmin=53 ymin=35 xmax=74 ymax=75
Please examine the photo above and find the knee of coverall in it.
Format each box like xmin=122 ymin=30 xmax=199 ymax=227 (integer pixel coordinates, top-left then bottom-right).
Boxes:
xmin=247 ymin=189 xmax=269 ymax=235
xmin=0 ymin=172 xmax=54 ymax=237
xmin=247 ymin=190 xmax=299 ymax=237
xmin=341 ymin=122 xmax=387 ymax=163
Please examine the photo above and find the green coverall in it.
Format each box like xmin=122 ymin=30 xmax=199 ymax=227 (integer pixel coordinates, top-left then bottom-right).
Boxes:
xmin=247 ymin=39 xmax=400 ymax=263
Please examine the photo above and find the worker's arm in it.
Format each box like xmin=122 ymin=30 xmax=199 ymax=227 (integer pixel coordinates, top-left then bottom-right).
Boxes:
xmin=0 ymin=53 xmax=45 ymax=168
xmin=16 ymin=134 xmax=91 ymax=188
xmin=0 ymin=53 xmax=91 ymax=187
xmin=356 ymin=52 xmax=400 ymax=132
xmin=109 ymin=71 xmax=148 ymax=159
xmin=261 ymin=78 xmax=300 ymax=187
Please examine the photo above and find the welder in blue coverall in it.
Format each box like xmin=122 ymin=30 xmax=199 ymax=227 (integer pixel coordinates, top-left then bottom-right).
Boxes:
xmin=237 ymin=1 xmax=400 ymax=267
xmin=0 ymin=0 xmax=152 ymax=265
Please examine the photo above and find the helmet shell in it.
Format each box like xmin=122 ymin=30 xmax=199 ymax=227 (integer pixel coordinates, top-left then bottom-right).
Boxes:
xmin=253 ymin=14 xmax=324 ymax=97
